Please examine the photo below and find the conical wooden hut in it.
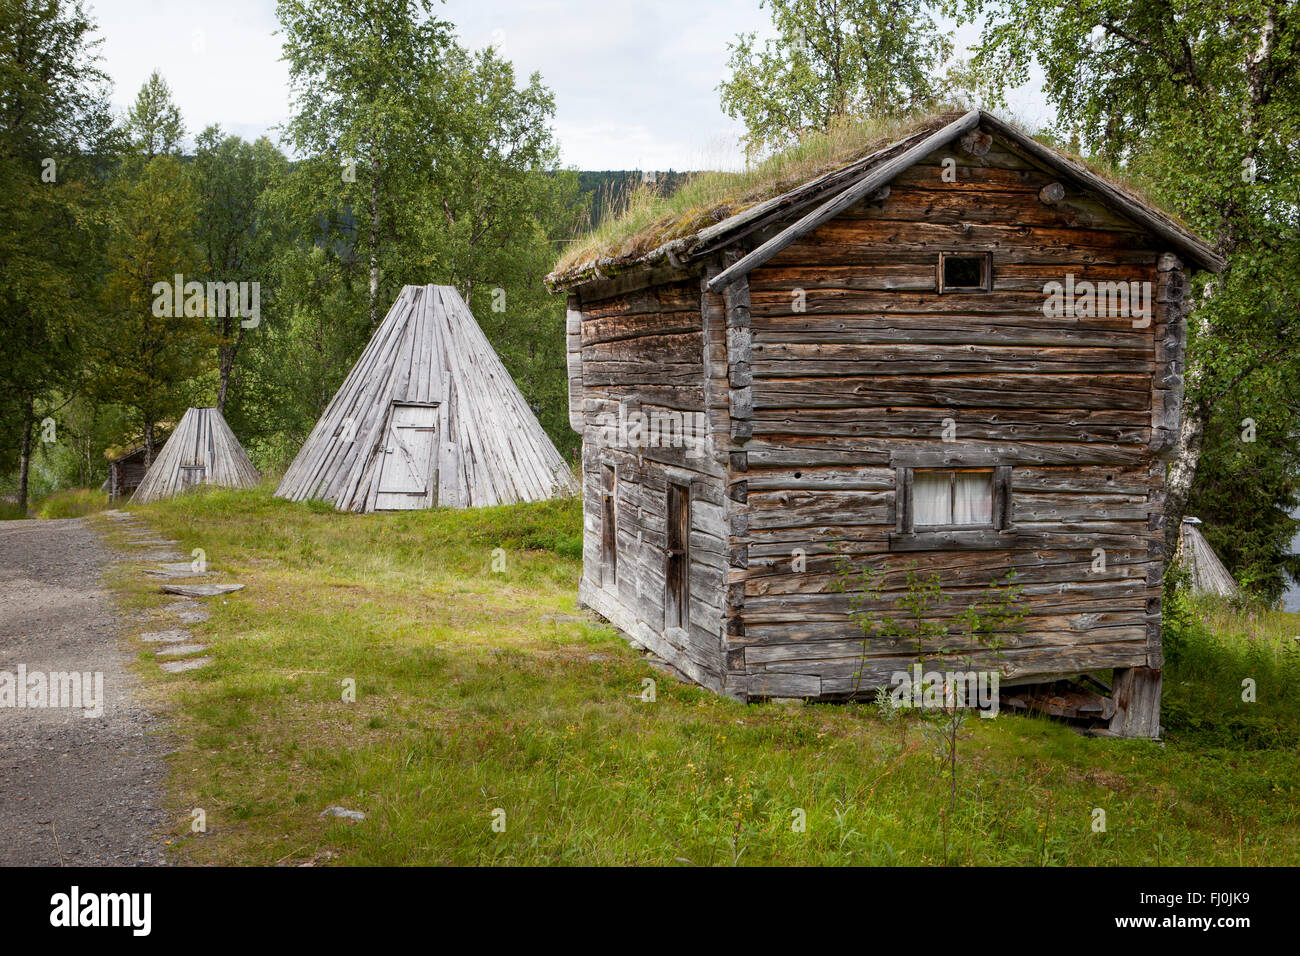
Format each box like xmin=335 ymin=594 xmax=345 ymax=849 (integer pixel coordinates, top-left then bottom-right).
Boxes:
xmin=130 ymin=407 xmax=260 ymax=503
xmin=1176 ymin=517 xmax=1241 ymax=598
xmin=275 ymin=284 xmax=576 ymax=512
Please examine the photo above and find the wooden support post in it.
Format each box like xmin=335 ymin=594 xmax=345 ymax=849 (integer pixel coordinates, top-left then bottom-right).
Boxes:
xmin=1109 ymin=666 xmax=1162 ymax=738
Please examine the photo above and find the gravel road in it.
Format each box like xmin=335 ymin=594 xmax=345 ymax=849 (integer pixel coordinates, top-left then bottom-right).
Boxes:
xmin=0 ymin=517 xmax=168 ymax=865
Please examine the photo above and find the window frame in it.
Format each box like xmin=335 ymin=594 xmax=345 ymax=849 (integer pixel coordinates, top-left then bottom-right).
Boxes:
xmin=937 ymin=251 xmax=993 ymax=294
xmin=891 ymin=453 xmax=1013 ymax=551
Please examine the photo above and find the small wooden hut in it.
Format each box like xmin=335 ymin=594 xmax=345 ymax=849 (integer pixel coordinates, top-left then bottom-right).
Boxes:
xmin=104 ymin=444 xmax=151 ymax=501
xmin=130 ymin=407 xmax=260 ymax=503
xmin=547 ymin=109 xmax=1225 ymax=738
xmin=276 ymin=284 xmax=576 ymax=512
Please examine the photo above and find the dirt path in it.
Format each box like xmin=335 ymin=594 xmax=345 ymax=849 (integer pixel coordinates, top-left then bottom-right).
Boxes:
xmin=0 ymin=517 xmax=168 ymax=865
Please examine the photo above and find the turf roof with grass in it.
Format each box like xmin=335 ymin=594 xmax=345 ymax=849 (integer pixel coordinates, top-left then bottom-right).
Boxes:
xmin=547 ymin=108 xmax=1218 ymax=292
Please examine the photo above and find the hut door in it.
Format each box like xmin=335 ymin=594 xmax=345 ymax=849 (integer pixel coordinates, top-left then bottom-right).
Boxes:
xmin=179 ymin=465 xmax=206 ymax=490
xmin=376 ymin=403 xmax=439 ymax=510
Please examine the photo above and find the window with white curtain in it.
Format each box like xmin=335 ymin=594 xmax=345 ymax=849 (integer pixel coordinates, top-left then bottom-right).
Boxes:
xmin=893 ymin=459 xmax=1012 ymax=548
xmin=913 ymin=469 xmax=995 ymax=527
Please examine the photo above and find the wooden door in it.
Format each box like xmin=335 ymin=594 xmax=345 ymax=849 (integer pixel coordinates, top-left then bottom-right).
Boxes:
xmin=375 ymin=404 xmax=439 ymax=510
xmin=179 ymin=465 xmax=206 ymax=490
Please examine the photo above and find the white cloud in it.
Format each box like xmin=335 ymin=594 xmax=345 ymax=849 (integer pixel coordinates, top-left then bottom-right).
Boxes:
xmin=92 ymin=0 xmax=291 ymax=144
xmin=87 ymin=0 xmax=1051 ymax=169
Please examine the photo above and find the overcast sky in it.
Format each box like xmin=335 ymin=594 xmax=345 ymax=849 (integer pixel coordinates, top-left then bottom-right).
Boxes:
xmin=88 ymin=0 xmax=1051 ymax=171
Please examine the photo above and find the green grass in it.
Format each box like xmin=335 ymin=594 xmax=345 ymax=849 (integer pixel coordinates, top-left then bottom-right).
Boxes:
xmin=93 ymin=488 xmax=1300 ymax=865
xmin=34 ymin=487 xmax=110 ymax=519
xmin=1164 ymin=599 xmax=1300 ymax=750
xmin=0 ymin=486 xmax=110 ymax=520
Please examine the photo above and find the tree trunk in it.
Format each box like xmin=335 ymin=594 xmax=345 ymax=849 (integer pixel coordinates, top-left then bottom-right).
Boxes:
xmin=17 ymin=399 xmax=33 ymax=515
xmin=144 ymin=419 xmax=156 ymax=467
xmin=218 ymin=342 xmax=233 ymax=413
xmin=368 ymin=154 xmax=380 ymax=327
xmin=1163 ymin=395 xmax=1209 ymax=561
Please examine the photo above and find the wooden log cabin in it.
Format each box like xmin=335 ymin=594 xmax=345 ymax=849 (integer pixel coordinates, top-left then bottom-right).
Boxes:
xmin=104 ymin=444 xmax=151 ymax=501
xmin=546 ymin=110 xmax=1223 ymax=737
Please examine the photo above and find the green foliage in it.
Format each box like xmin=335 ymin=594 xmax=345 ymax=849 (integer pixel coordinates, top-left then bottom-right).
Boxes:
xmin=124 ymin=70 xmax=183 ymax=159
xmin=0 ymin=0 xmax=116 ymax=506
xmin=90 ymin=149 xmax=208 ymax=456
xmin=1 ymin=0 xmax=590 ymax=493
xmin=5 ymin=393 xmax=133 ymax=496
xmin=719 ymin=0 xmax=959 ymax=157
xmin=832 ymin=555 xmax=1025 ymax=861
xmin=1161 ymin=559 xmax=1194 ymax=655
xmin=1187 ymin=389 xmax=1300 ymax=604
xmin=573 ymin=170 xmax=690 ymax=233
xmin=191 ymin=127 xmax=291 ymax=415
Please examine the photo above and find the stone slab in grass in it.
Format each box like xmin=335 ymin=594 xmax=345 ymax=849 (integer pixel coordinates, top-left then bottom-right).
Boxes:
xmin=165 ymin=599 xmax=211 ymax=624
xmin=320 ymin=806 xmax=366 ymax=822
xmin=140 ymin=629 xmax=192 ymax=643
xmin=160 ymin=657 xmax=211 ymax=673
xmin=145 ymin=563 xmax=207 ymax=578
xmin=158 ymin=643 xmax=208 ymax=657
xmin=161 ymin=582 xmax=244 ymax=598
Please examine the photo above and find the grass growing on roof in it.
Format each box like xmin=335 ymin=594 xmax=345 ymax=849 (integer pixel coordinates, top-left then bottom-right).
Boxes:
xmin=553 ymin=106 xmax=1190 ymax=282
xmin=94 ymin=488 xmax=1300 ymax=865
xmin=553 ymin=108 xmax=963 ymax=276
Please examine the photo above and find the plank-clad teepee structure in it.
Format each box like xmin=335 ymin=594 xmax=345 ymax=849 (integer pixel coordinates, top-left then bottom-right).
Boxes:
xmin=1176 ymin=517 xmax=1241 ymax=598
xmin=130 ymin=407 xmax=260 ymax=503
xmin=276 ymin=284 xmax=575 ymax=512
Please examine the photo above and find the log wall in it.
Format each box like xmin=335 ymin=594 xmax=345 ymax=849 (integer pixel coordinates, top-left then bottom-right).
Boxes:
xmin=572 ymin=278 xmax=729 ymax=691
xmin=729 ymin=137 xmax=1178 ymax=698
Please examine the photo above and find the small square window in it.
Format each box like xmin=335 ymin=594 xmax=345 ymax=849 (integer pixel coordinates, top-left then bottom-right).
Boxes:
xmin=893 ymin=462 xmax=1013 ymax=548
xmin=938 ymin=252 xmax=992 ymax=292
xmin=914 ymin=468 xmax=994 ymax=528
